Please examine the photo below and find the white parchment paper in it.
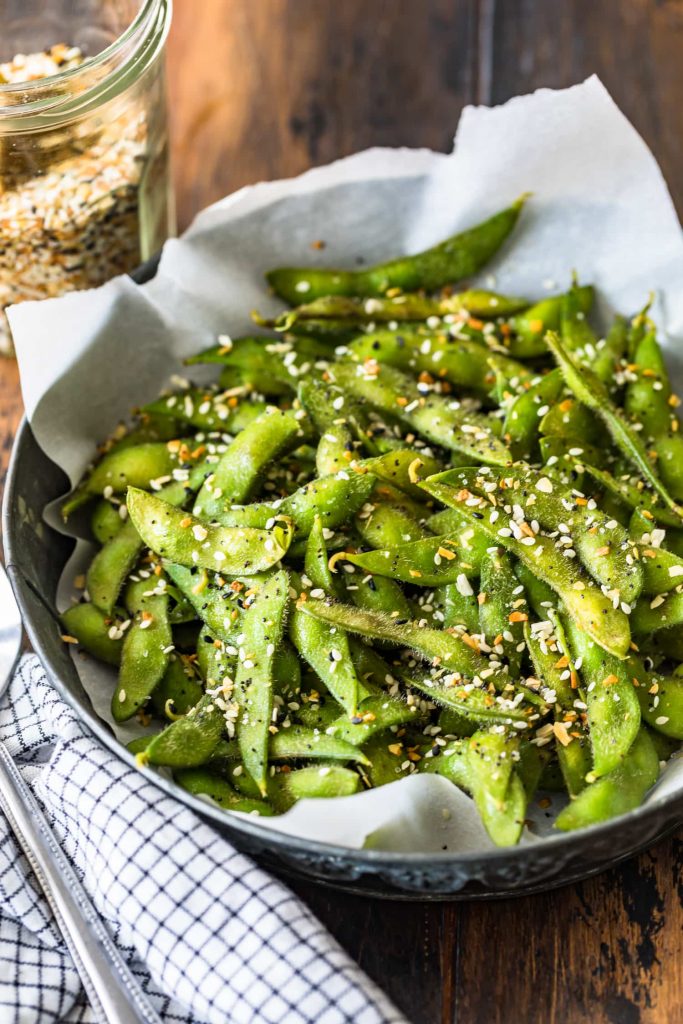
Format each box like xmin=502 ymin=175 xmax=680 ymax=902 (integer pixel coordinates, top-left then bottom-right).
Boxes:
xmin=8 ymin=76 xmax=683 ymax=851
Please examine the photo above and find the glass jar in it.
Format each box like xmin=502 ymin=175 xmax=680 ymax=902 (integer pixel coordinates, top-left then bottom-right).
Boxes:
xmin=0 ymin=0 xmax=175 ymax=353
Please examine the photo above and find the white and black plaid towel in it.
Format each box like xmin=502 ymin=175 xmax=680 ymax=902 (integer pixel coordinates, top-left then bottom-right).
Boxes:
xmin=0 ymin=655 xmax=408 ymax=1024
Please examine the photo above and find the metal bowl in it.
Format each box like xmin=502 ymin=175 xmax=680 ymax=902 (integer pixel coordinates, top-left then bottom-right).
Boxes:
xmin=4 ymin=418 xmax=683 ymax=900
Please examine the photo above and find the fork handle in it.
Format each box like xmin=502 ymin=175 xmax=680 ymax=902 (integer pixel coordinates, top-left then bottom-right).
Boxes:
xmin=0 ymin=742 xmax=163 ymax=1024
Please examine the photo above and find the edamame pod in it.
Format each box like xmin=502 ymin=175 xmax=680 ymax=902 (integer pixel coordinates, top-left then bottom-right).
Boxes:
xmin=63 ymin=442 xmax=194 ymax=519
xmin=60 ymin=603 xmax=123 ymax=666
xmin=141 ymin=389 xmax=267 ymax=433
xmin=546 ymin=331 xmax=683 ymax=522
xmin=346 ymin=328 xmax=531 ymax=396
xmin=421 ymin=474 xmax=632 ymax=659
xmin=234 ymin=570 xmax=290 ymax=793
xmin=193 ymin=407 xmax=310 ymax=517
xmin=113 ymin=577 xmax=172 ymax=723
xmin=564 ymin=618 xmax=640 ymax=777
xmin=555 ymin=728 xmax=658 ymax=831
xmin=332 ymin=362 xmax=512 ymax=466
xmin=508 ymin=286 xmax=593 ymax=359
xmin=144 ymin=693 xmax=227 ymax=767
xmin=266 ymin=197 xmax=528 ymax=304
xmin=267 ymin=765 xmax=361 ymax=811
xmin=466 ymin=731 xmax=526 ymax=847
xmin=126 ymin=487 xmax=293 ymax=574
xmin=174 ymin=769 xmax=273 ymax=815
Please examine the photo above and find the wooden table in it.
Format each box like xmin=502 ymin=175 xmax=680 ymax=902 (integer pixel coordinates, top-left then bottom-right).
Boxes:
xmin=2 ymin=2 xmax=683 ymax=1021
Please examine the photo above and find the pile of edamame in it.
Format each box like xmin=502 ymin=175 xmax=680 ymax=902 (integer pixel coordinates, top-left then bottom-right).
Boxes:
xmin=60 ymin=196 xmax=683 ymax=845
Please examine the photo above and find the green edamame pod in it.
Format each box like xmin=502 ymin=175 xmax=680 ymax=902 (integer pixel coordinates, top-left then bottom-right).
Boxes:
xmin=561 ymin=276 xmax=598 ymax=354
xmin=216 ymin=471 xmax=377 ymax=538
xmin=523 ymin=621 xmax=589 ymax=797
xmin=273 ymin=641 xmax=302 ymax=697
xmin=443 ymin=465 xmax=643 ymax=605
xmin=359 ymin=449 xmax=444 ymax=500
xmin=439 ymin=582 xmax=480 ymax=633
xmin=87 ymin=522 xmax=151 ymax=616
xmin=347 ymin=636 xmax=397 ymax=693
xmin=624 ymin=330 xmax=683 ymax=501
xmin=165 ymin=564 xmax=243 ymax=644
xmin=563 ymin=618 xmax=640 ymax=778
xmin=426 ymin=507 xmax=489 ymax=572
xmin=150 ymin=657 xmax=204 ymax=719
xmin=60 ymin=603 xmax=123 ymax=666
xmin=108 ymin=417 xmax=182 ymax=452
xmin=625 ymin=330 xmax=672 ymax=438
xmin=299 ymin=598 xmax=528 ymax=737
xmin=270 ymin=726 xmax=370 ymax=764
xmin=514 ymin=561 xmax=555 ymax=617
xmin=186 ymin=335 xmax=326 ymax=367
xmin=421 ymin=475 xmax=631 ymax=660
xmin=403 ymin=670 xmax=532 ymax=727
xmin=555 ymin=728 xmax=658 ymax=831
xmin=634 ymin=669 xmax=683 ymax=740
xmin=479 ymin=548 xmax=525 ymax=676
xmin=141 ymin=388 xmax=267 ymax=433
xmin=508 ymin=285 xmax=593 ymax=359
xmin=298 ymin=378 xmax=358 ymax=476
xmin=90 ymin=500 xmax=124 ymax=545
xmin=234 ymin=569 xmax=290 ymax=794
xmin=87 ymin=459 xmax=213 ymax=615
xmin=325 ymin=693 xmax=421 ymax=745
xmin=300 ymin=599 xmax=512 ymax=696
xmin=363 ymin=735 xmax=413 ymax=787
xmin=304 ymin=514 xmax=341 ymax=596
xmin=345 ymin=327 xmax=530 ymax=396
xmin=418 ymin=740 xmax=470 ymax=789
xmin=539 ymin=399 xmax=601 ymax=446
xmin=591 ymin=314 xmax=628 ymax=386
xmin=332 ymin=362 xmax=512 ymax=467
xmin=267 ymin=291 xmax=529 ymax=333
xmin=626 ymin=299 xmax=655 ymax=361
xmin=539 ymin=436 xmax=606 ymax=479
xmin=465 ymin=731 xmax=526 ymax=847
xmin=355 ymin=490 xmax=426 ymax=550
xmin=631 ymin=589 xmax=683 ymax=634
xmin=208 ymin=725 xmax=370 ymax=765
xmin=63 ymin=442 xmax=193 ymax=519
xmin=126 ymin=487 xmax=293 ymax=574
xmin=346 ymin=569 xmax=413 ymax=622
xmin=556 ymin=732 xmax=592 ymax=799
xmin=546 ymin=331 xmax=683 ymax=522
xmin=197 ymin=338 xmax=317 ymax=396
xmin=582 ymin=463 xmax=682 ymax=528
xmin=144 ymin=693 xmax=227 ymax=767
xmin=336 ymin=533 xmax=478 ymax=587
xmin=267 ymin=765 xmax=361 ymax=811
xmin=503 ymin=368 xmax=563 ymax=460
xmin=266 ymin=197 xmax=528 ymax=304
xmin=290 ymin=557 xmax=367 ymax=717
xmin=629 ymin=510 xmax=683 ymax=595
xmin=174 ymin=768 xmax=273 ymax=815
xmin=113 ymin=577 xmax=172 ymax=723
xmin=193 ymin=407 xmax=309 ymax=518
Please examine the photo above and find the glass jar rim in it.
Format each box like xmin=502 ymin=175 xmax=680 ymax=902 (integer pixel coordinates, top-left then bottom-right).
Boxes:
xmin=0 ymin=0 xmax=172 ymax=126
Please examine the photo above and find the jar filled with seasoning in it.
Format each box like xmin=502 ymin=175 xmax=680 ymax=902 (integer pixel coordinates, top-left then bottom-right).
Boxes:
xmin=0 ymin=0 xmax=174 ymax=353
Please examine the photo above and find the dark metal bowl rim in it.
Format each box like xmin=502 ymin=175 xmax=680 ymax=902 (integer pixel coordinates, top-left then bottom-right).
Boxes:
xmin=5 ymin=416 xmax=683 ymax=872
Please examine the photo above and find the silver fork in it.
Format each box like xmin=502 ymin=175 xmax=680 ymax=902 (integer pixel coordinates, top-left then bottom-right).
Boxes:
xmin=0 ymin=564 xmax=163 ymax=1024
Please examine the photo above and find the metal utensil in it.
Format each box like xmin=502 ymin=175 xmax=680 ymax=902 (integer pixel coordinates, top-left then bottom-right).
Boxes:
xmin=0 ymin=563 xmax=163 ymax=1024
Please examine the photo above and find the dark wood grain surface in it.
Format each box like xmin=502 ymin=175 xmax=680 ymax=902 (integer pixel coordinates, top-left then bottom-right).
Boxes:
xmin=3 ymin=2 xmax=683 ymax=1021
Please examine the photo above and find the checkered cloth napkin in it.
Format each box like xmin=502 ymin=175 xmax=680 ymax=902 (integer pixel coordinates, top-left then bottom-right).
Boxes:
xmin=0 ymin=654 xmax=408 ymax=1024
